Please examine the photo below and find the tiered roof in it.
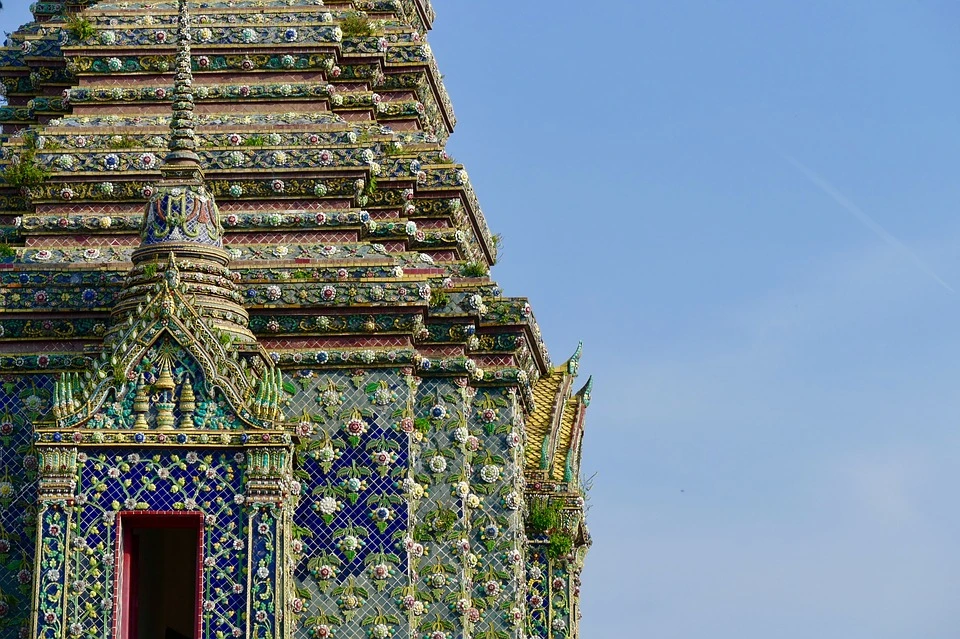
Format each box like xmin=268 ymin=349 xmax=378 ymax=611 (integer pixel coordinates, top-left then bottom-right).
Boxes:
xmin=0 ymin=0 xmax=592 ymax=582
xmin=0 ymin=0 xmax=575 ymax=409
xmin=0 ymin=2 xmax=595 ymax=637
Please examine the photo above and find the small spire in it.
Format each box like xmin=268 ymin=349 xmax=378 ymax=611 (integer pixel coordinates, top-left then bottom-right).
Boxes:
xmin=566 ymin=341 xmax=583 ymax=376
xmin=164 ymin=0 xmax=202 ymax=177
xmin=576 ymin=376 xmax=592 ymax=406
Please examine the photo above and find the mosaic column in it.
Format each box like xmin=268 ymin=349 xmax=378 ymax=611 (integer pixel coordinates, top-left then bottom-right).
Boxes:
xmin=525 ymin=547 xmax=549 ymax=639
xmin=524 ymin=510 xmax=580 ymax=639
xmin=246 ymin=447 xmax=293 ymax=639
xmin=568 ymin=547 xmax=587 ymax=639
xmin=468 ymin=387 xmax=525 ymax=639
xmin=408 ymin=376 xmax=474 ymax=639
xmin=32 ymin=447 xmax=77 ymax=639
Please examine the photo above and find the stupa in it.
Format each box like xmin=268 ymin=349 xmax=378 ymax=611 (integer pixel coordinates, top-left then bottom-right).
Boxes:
xmin=0 ymin=2 xmax=592 ymax=639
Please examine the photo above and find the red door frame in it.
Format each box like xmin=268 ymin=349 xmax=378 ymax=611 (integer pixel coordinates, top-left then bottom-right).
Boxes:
xmin=114 ymin=512 xmax=205 ymax=639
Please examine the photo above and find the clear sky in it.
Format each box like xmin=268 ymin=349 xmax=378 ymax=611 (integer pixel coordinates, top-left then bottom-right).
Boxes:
xmin=6 ymin=1 xmax=960 ymax=637
xmin=433 ymin=2 xmax=960 ymax=637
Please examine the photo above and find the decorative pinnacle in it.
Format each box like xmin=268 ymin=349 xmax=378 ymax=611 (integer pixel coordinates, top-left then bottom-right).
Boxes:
xmin=567 ymin=341 xmax=583 ymax=376
xmin=163 ymin=0 xmax=202 ymax=176
xmin=576 ymin=376 xmax=592 ymax=406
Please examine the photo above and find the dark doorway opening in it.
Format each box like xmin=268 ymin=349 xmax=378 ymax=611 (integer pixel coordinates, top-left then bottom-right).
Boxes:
xmin=119 ymin=514 xmax=202 ymax=639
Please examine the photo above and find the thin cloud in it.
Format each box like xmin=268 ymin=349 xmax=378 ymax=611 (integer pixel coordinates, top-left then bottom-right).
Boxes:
xmin=782 ymin=155 xmax=954 ymax=293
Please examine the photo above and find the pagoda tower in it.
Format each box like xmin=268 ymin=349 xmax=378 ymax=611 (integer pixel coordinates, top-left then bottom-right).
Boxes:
xmin=0 ymin=2 xmax=592 ymax=639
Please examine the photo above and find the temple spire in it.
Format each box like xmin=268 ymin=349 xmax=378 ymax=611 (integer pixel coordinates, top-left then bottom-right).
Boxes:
xmin=134 ymin=0 xmax=222 ymax=254
xmin=163 ymin=0 xmax=202 ymax=178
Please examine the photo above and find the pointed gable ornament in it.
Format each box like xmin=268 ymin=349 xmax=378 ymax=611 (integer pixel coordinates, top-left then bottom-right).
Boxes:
xmin=38 ymin=1 xmax=286 ymax=436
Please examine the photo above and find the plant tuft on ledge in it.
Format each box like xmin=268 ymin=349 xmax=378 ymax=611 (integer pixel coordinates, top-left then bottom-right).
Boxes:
xmin=65 ymin=13 xmax=95 ymax=41
xmin=461 ymin=262 xmax=489 ymax=278
xmin=429 ymin=289 xmax=450 ymax=309
xmin=341 ymin=12 xmax=374 ymax=37
xmin=2 ymin=150 xmax=47 ymax=191
xmin=546 ymin=531 xmax=573 ymax=560
xmin=528 ymin=496 xmax=562 ymax=534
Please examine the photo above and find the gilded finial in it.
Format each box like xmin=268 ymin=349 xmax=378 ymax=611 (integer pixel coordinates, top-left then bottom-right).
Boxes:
xmin=178 ymin=376 xmax=196 ymax=429
xmin=155 ymin=358 xmax=176 ymax=392
xmin=133 ymin=374 xmax=149 ymax=430
xmin=163 ymin=0 xmax=202 ymax=177
xmin=155 ymin=360 xmax=177 ymax=430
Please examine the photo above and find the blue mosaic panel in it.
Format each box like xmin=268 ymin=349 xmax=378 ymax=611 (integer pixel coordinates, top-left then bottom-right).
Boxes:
xmin=285 ymin=368 xmax=411 ymax=639
xmin=249 ymin=506 xmax=281 ymax=639
xmin=66 ymin=449 xmax=249 ymax=639
xmin=35 ymin=505 xmax=70 ymax=639
xmin=525 ymin=549 xmax=549 ymax=639
xmin=548 ymin=563 xmax=572 ymax=639
xmin=0 ymin=374 xmax=50 ymax=639
xmin=524 ymin=548 xmax=576 ymax=639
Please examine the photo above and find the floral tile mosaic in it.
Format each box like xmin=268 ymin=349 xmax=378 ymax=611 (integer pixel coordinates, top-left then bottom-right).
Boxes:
xmin=0 ymin=2 xmax=591 ymax=639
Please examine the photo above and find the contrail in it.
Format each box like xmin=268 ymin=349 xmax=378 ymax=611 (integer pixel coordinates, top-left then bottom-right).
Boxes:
xmin=783 ymin=154 xmax=954 ymax=294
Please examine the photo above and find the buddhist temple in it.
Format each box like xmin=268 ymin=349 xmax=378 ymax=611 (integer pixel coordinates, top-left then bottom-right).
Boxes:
xmin=0 ymin=2 xmax=592 ymax=638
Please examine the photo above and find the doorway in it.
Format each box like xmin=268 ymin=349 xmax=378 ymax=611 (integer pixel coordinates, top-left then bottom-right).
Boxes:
xmin=118 ymin=513 xmax=202 ymax=639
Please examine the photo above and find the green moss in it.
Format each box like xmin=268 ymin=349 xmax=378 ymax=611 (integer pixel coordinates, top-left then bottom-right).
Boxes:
xmin=528 ymin=497 xmax=562 ymax=534
xmin=0 ymin=244 xmax=16 ymax=258
xmin=546 ymin=532 xmax=573 ymax=560
xmin=65 ymin=14 xmax=95 ymax=41
xmin=106 ymin=135 xmax=138 ymax=149
xmin=142 ymin=263 xmax=158 ymax=278
xmin=425 ymin=507 xmax=456 ymax=534
xmin=363 ymin=173 xmax=378 ymax=196
xmin=2 ymin=150 xmax=48 ymax=189
xmin=341 ymin=12 xmax=374 ymax=37
xmin=429 ymin=289 xmax=450 ymax=308
xmin=461 ymin=261 xmax=489 ymax=278
xmin=243 ymin=135 xmax=266 ymax=147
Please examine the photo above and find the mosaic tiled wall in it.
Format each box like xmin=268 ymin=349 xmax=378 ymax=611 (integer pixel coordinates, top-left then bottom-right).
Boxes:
xmin=3 ymin=364 xmax=576 ymax=639
xmin=525 ymin=548 xmax=579 ymax=639
xmin=282 ymin=369 xmax=527 ymax=639
xmin=0 ymin=1 xmax=593 ymax=638
xmin=29 ymin=443 xmax=295 ymax=639
xmin=69 ymin=450 xmax=248 ymax=639
xmin=0 ymin=375 xmax=48 ymax=639
xmin=286 ymin=368 xmax=410 ymax=639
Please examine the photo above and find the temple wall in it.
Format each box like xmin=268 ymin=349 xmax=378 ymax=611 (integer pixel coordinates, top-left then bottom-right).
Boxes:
xmin=0 ymin=374 xmax=47 ymax=639
xmin=0 ymin=1 xmax=592 ymax=638
xmin=282 ymin=368 xmax=528 ymax=639
xmin=0 ymin=365 xmax=543 ymax=639
xmin=35 ymin=448 xmax=250 ymax=639
xmin=285 ymin=367 xmax=410 ymax=639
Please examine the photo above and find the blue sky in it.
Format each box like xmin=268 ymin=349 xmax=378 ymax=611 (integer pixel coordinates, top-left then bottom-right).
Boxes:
xmin=6 ymin=1 xmax=960 ymax=636
xmin=432 ymin=2 xmax=960 ymax=637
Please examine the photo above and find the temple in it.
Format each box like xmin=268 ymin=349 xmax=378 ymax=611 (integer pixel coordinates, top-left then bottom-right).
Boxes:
xmin=0 ymin=2 xmax=591 ymax=639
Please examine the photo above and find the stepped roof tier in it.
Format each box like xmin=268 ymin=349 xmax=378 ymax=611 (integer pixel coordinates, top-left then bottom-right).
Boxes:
xmin=0 ymin=2 xmax=593 ymax=639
